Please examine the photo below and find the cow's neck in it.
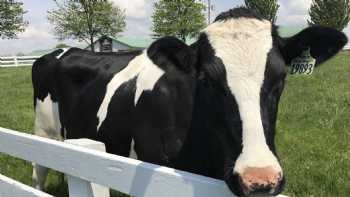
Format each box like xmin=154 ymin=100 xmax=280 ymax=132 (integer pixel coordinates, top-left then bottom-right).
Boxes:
xmin=174 ymin=79 xmax=241 ymax=179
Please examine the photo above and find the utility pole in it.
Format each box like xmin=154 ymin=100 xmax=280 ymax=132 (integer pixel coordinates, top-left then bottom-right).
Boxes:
xmin=199 ymin=0 xmax=214 ymax=24
xmin=207 ymin=0 xmax=211 ymax=24
xmin=203 ymin=0 xmax=214 ymax=24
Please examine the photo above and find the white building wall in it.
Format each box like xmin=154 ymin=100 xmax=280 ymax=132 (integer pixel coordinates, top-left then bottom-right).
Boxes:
xmin=111 ymin=41 xmax=132 ymax=52
xmin=87 ymin=42 xmax=101 ymax=52
xmin=88 ymin=40 xmax=134 ymax=52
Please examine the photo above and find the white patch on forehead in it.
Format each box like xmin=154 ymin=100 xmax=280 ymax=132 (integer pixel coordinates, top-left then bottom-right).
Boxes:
xmin=97 ymin=51 xmax=164 ymax=131
xmin=204 ymin=18 xmax=282 ymax=174
xmin=56 ymin=48 xmax=70 ymax=59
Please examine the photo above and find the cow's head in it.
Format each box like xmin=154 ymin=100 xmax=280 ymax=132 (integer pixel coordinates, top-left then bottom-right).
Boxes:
xmin=195 ymin=8 xmax=347 ymax=196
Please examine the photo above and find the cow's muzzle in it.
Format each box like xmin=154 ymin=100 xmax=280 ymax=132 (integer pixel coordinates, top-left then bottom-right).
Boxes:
xmin=225 ymin=166 xmax=285 ymax=196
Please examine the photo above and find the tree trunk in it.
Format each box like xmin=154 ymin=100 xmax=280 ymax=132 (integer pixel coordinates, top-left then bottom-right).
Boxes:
xmin=90 ymin=35 xmax=95 ymax=52
xmin=182 ymin=36 xmax=187 ymax=43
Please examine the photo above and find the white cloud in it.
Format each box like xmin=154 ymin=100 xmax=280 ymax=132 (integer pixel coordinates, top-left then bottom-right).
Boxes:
xmin=116 ymin=0 xmax=156 ymax=37
xmin=19 ymin=25 xmax=52 ymax=39
xmin=286 ymin=0 xmax=312 ymax=14
xmin=110 ymin=0 xmax=148 ymax=19
xmin=277 ymin=0 xmax=312 ymax=26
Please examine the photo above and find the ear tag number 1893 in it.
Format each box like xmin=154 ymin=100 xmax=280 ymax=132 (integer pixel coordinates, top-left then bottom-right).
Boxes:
xmin=290 ymin=48 xmax=316 ymax=75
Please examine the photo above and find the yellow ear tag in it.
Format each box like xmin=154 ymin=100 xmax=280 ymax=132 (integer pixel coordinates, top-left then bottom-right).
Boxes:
xmin=290 ymin=48 xmax=316 ymax=75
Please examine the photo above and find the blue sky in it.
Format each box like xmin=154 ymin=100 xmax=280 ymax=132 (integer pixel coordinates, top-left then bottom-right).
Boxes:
xmin=0 ymin=0 xmax=349 ymax=55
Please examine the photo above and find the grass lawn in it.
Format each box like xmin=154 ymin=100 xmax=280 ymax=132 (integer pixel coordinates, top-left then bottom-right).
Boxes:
xmin=0 ymin=51 xmax=349 ymax=197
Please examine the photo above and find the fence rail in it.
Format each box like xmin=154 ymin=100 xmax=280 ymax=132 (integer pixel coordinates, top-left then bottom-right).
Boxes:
xmin=0 ymin=127 xmax=287 ymax=197
xmin=0 ymin=127 xmax=236 ymax=197
xmin=0 ymin=56 xmax=40 ymax=67
xmin=0 ymin=174 xmax=53 ymax=197
xmin=344 ymin=44 xmax=350 ymax=50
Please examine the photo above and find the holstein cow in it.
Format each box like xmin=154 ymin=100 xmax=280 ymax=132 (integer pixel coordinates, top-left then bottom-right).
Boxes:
xmin=32 ymin=8 xmax=347 ymax=197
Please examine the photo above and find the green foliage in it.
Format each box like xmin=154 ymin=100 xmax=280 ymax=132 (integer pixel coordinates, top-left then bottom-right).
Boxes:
xmin=244 ymin=0 xmax=279 ymax=23
xmin=48 ymin=0 xmax=126 ymax=51
xmin=152 ymin=0 xmax=206 ymax=42
xmin=0 ymin=0 xmax=27 ymax=39
xmin=308 ymin=0 xmax=350 ymax=31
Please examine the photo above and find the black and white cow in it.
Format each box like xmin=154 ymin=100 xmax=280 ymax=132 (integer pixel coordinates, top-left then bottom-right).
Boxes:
xmin=32 ymin=8 xmax=347 ymax=197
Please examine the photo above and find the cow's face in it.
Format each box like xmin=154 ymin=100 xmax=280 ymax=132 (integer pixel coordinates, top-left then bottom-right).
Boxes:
xmin=201 ymin=8 xmax=347 ymax=196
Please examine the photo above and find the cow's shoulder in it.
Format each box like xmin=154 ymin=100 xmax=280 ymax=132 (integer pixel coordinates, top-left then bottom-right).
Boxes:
xmin=147 ymin=37 xmax=197 ymax=73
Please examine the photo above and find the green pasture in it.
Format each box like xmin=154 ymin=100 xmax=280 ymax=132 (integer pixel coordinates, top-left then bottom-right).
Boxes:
xmin=0 ymin=51 xmax=349 ymax=196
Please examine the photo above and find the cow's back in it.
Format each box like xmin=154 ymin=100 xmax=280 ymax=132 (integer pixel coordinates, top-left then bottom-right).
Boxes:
xmin=32 ymin=48 xmax=142 ymax=139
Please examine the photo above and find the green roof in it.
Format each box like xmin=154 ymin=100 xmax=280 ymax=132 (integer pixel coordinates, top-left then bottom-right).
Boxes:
xmin=184 ymin=37 xmax=198 ymax=45
xmin=110 ymin=36 xmax=154 ymax=48
xmin=278 ymin=26 xmax=305 ymax=38
xmin=109 ymin=36 xmax=198 ymax=48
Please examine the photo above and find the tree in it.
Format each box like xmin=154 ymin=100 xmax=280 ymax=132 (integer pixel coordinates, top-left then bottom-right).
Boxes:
xmin=152 ymin=0 xmax=206 ymax=42
xmin=48 ymin=0 xmax=126 ymax=52
xmin=244 ymin=0 xmax=279 ymax=23
xmin=308 ymin=0 xmax=350 ymax=31
xmin=0 ymin=0 xmax=27 ymax=39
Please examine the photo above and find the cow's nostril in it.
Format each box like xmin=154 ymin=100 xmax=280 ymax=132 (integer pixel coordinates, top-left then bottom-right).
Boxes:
xmin=252 ymin=185 xmax=273 ymax=193
xmin=251 ymin=182 xmax=275 ymax=191
xmin=237 ymin=166 xmax=283 ymax=195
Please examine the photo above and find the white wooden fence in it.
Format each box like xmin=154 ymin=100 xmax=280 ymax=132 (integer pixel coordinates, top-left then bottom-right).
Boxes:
xmin=0 ymin=56 xmax=40 ymax=67
xmin=343 ymin=44 xmax=350 ymax=50
xmin=0 ymin=127 xmax=287 ymax=197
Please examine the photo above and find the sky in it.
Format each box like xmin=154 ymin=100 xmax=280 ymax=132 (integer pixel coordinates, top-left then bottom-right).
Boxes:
xmin=0 ymin=0 xmax=349 ymax=55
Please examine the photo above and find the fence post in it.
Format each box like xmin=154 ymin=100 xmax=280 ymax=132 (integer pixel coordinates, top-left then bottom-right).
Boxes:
xmin=65 ymin=139 xmax=110 ymax=197
xmin=14 ymin=56 xmax=18 ymax=67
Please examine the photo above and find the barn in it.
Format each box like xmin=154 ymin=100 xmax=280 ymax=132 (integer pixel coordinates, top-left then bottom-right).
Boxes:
xmin=85 ymin=36 xmax=154 ymax=52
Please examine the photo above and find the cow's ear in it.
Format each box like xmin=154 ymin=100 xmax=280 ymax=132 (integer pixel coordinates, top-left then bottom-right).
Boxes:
xmin=279 ymin=26 xmax=348 ymax=66
xmin=147 ymin=36 xmax=196 ymax=73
